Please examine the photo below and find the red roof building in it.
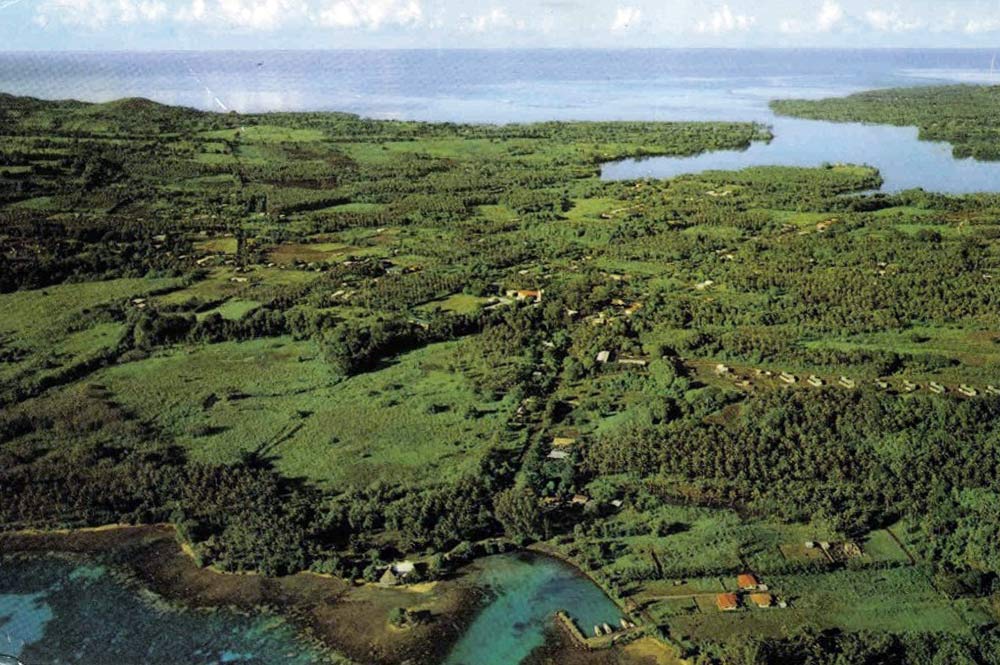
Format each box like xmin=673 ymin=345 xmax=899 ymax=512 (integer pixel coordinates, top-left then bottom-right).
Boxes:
xmin=716 ymin=593 xmax=739 ymax=611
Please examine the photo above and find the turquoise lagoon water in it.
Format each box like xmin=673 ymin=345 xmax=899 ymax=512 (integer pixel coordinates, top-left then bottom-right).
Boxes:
xmin=0 ymin=556 xmax=328 ymax=665
xmin=443 ymin=553 xmax=623 ymax=665
xmin=0 ymin=552 xmax=621 ymax=665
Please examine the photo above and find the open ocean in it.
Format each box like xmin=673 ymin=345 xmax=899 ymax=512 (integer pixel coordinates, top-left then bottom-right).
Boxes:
xmin=1 ymin=49 xmax=998 ymax=122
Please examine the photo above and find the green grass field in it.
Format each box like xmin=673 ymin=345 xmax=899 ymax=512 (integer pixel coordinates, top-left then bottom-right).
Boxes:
xmin=667 ymin=566 xmax=983 ymax=644
xmin=0 ymin=277 xmax=181 ymax=385
xmin=83 ymin=338 xmax=517 ymax=488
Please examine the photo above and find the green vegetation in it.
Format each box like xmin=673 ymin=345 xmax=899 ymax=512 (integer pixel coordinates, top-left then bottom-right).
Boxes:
xmin=772 ymin=84 xmax=1000 ymax=160
xmin=3 ymin=88 xmax=1000 ymax=664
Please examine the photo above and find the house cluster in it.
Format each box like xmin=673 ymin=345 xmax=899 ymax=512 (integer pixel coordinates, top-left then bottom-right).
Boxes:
xmin=716 ymin=573 xmax=786 ymax=612
xmin=584 ymin=295 xmax=642 ymax=328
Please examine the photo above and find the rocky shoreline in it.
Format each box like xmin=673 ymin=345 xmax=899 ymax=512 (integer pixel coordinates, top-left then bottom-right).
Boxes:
xmin=0 ymin=525 xmax=487 ymax=665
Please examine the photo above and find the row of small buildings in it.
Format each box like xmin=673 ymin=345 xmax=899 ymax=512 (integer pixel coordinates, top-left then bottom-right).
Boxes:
xmin=716 ymin=364 xmax=1000 ymax=398
xmin=716 ymin=574 xmax=786 ymax=612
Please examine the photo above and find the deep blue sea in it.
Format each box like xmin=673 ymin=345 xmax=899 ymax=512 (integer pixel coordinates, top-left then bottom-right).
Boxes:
xmin=3 ymin=49 xmax=999 ymax=192
xmin=1 ymin=49 xmax=998 ymax=122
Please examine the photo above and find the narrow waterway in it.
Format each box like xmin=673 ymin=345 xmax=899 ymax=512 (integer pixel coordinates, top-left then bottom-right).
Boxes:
xmin=601 ymin=116 xmax=1000 ymax=194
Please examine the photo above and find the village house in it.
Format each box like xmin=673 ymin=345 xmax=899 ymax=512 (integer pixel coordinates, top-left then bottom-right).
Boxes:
xmin=738 ymin=573 xmax=761 ymax=591
xmin=595 ymin=350 xmax=611 ymax=364
xmin=779 ymin=372 xmax=797 ymax=385
xmin=552 ymin=437 xmax=576 ymax=448
xmin=839 ymin=376 xmax=857 ymax=389
xmin=379 ymin=568 xmax=400 ymax=587
xmin=506 ymin=289 xmax=543 ymax=302
xmin=716 ymin=593 xmax=739 ymax=612
xmin=379 ymin=561 xmax=417 ymax=587
xmin=959 ymin=384 xmax=978 ymax=397
xmin=547 ymin=450 xmax=570 ymax=461
xmin=929 ymin=382 xmax=946 ymax=395
xmin=808 ymin=375 xmax=824 ymax=387
xmin=750 ymin=593 xmax=775 ymax=608
xmin=624 ymin=302 xmax=643 ymax=316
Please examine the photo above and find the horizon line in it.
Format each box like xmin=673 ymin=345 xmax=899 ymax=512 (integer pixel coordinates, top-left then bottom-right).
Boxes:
xmin=3 ymin=46 xmax=1000 ymax=55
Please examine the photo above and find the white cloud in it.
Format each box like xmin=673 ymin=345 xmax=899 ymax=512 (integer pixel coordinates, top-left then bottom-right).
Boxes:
xmin=35 ymin=0 xmax=117 ymax=28
xmin=965 ymin=17 xmax=1000 ymax=34
xmin=119 ymin=0 xmax=168 ymax=23
xmin=469 ymin=7 xmax=525 ymax=32
xmin=24 ymin=0 xmax=993 ymax=44
xmin=610 ymin=6 xmax=640 ymax=32
xmin=175 ymin=0 xmax=208 ymax=22
xmin=39 ymin=0 xmax=307 ymax=30
xmin=816 ymin=1 xmax=844 ymax=32
xmin=865 ymin=8 xmax=921 ymax=32
xmin=211 ymin=0 xmax=307 ymax=30
xmin=696 ymin=4 xmax=754 ymax=35
xmin=317 ymin=0 xmax=422 ymax=29
xmin=779 ymin=1 xmax=843 ymax=34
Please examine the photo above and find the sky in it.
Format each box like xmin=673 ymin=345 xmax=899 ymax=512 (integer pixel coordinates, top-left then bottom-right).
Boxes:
xmin=1 ymin=0 xmax=1000 ymax=50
